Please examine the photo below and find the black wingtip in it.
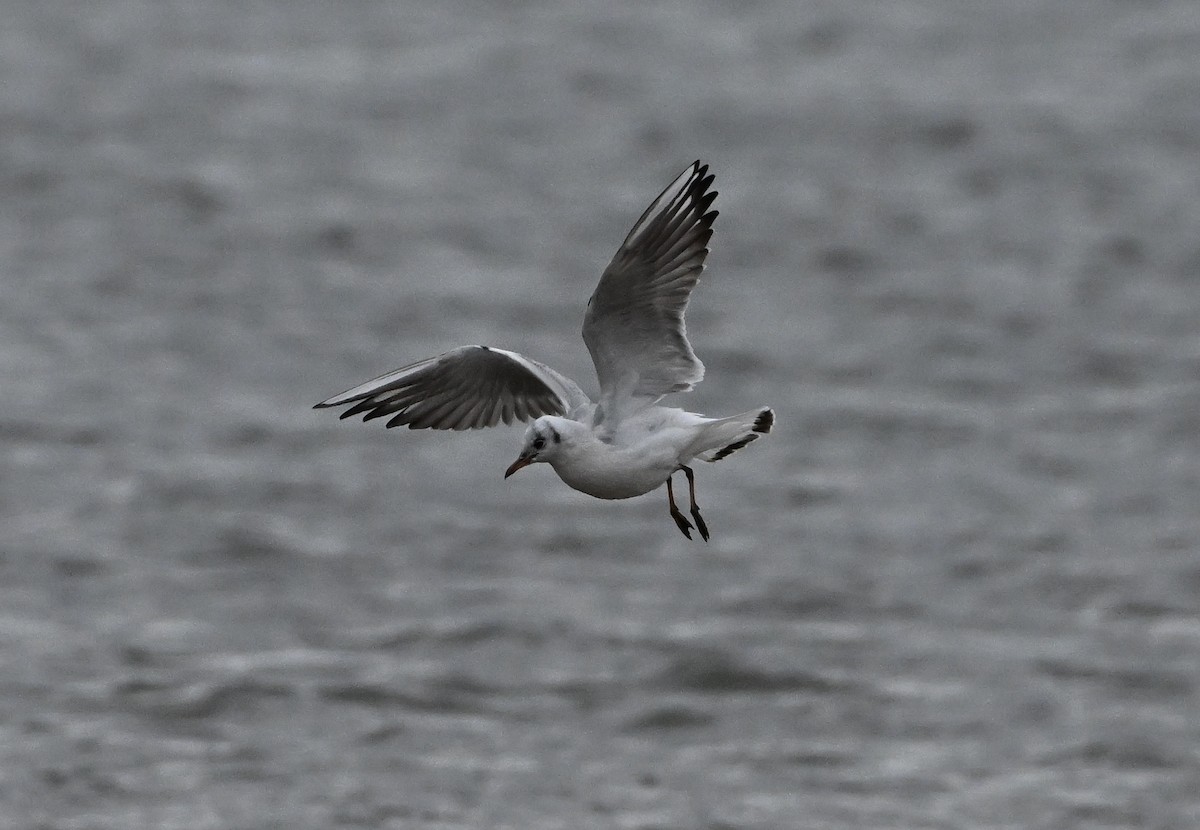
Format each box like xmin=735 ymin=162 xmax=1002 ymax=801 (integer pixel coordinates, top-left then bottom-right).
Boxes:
xmin=685 ymin=160 xmax=712 ymax=192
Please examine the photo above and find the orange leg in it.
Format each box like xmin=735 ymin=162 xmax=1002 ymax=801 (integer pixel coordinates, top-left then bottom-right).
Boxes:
xmin=680 ymin=465 xmax=709 ymax=542
xmin=666 ymin=473 xmax=694 ymax=540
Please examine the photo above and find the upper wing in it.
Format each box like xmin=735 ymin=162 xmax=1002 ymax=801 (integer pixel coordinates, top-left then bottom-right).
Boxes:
xmin=582 ymin=160 xmax=718 ymax=408
xmin=314 ymin=345 xmax=589 ymax=430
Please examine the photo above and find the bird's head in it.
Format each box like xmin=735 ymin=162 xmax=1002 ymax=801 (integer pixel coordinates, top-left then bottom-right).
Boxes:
xmin=504 ymin=416 xmax=567 ymax=478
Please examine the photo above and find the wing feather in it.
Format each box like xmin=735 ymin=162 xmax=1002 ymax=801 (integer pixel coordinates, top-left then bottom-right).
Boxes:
xmin=582 ymin=161 xmax=719 ymax=410
xmin=315 ymin=345 xmax=589 ymax=430
xmin=438 ymin=394 xmax=478 ymax=431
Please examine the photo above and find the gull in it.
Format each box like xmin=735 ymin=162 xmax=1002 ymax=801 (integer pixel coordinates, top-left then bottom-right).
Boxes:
xmin=315 ymin=161 xmax=773 ymax=541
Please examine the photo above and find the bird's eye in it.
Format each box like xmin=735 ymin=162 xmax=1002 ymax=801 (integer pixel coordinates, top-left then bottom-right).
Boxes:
xmin=533 ymin=436 xmax=545 ymax=451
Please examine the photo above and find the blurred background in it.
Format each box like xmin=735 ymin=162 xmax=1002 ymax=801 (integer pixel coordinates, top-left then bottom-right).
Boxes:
xmin=3 ymin=1 xmax=1200 ymax=827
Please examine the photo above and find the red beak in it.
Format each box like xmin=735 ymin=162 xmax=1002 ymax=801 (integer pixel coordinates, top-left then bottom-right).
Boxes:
xmin=504 ymin=455 xmax=533 ymax=479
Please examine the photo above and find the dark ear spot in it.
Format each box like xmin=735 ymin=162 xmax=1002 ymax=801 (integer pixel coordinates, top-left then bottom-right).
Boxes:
xmin=549 ymin=425 xmax=561 ymax=444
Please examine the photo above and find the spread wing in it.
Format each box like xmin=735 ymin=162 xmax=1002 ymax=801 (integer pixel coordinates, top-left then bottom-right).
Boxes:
xmin=582 ymin=160 xmax=718 ymax=408
xmin=315 ymin=345 xmax=589 ymax=430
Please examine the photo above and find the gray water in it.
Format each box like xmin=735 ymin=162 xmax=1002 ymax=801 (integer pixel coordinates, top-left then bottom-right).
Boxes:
xmin=3 ymin=1 xmax=1200 ymax=827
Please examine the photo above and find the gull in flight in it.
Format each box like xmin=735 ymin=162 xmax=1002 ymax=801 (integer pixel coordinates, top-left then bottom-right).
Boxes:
xmin=315 ymin=161 xmax=773 ymax=540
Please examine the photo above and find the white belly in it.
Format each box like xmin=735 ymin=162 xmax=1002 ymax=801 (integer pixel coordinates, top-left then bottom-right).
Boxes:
xmin=549 ymin=447 xmax=675 ymax=500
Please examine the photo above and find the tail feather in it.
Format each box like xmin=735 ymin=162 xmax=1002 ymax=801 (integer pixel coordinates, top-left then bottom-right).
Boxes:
xmin=688 ymin=407 xmax=774 ymax=463
xmin=752 ymin=408 xmax=774 ymax=434
xmin=709 ymin=432 xmax=759 ymax=461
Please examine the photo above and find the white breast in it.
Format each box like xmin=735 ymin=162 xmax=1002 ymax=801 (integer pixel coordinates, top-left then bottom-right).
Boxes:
xmin=548 ymin=441 xmax=676 ymax=500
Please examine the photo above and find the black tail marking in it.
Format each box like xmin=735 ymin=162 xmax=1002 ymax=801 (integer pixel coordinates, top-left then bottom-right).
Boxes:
xmin=753 ymin=408 xmax=774 ymax=434
xmin=711 ymin=433 xmax=758 ymax=462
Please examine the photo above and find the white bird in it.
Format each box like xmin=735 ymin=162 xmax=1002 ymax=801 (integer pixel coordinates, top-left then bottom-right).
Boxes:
xmin=315 ymin=161 xmax=773 ymax=540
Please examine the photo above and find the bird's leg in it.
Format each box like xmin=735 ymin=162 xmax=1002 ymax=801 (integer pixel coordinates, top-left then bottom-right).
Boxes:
xmin=680 ymin=465 xmax=709 ymax=542
xmin=666 ymin=474 xmax=694 ymax=540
